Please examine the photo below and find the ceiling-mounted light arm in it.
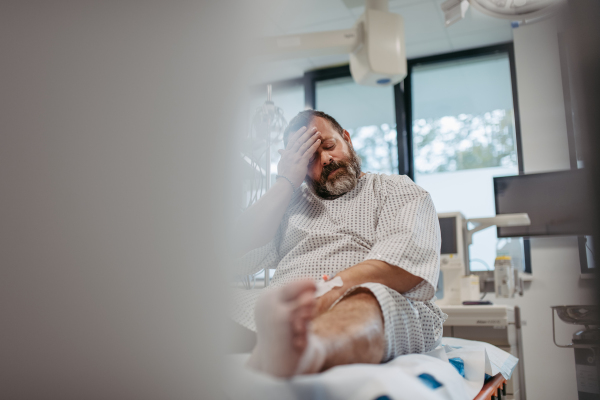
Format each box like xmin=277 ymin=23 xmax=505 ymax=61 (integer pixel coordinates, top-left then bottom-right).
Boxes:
xmin=466 ymin=213 xmax=531 ymax=245
xmin=254 ymin=0 xmax=391 ymax=60
xmin=254 ymin=28 xmax=360 ymax=61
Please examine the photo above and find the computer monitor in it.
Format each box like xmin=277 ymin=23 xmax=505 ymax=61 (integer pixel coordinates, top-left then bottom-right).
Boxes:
xmin=494 ymin=169 xmax=594 ymax=237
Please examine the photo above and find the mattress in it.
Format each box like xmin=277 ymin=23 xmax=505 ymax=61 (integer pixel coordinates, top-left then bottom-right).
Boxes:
xmin=225 ymin=337 xmax=518 ymax=400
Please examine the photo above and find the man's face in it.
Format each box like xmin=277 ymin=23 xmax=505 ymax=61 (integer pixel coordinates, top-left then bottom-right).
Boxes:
xmin=304 ymin=117 xmax=361 ymax=199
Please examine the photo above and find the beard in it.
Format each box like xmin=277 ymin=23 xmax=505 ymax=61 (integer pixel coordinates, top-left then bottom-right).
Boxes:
xmin=306 ymin=145 xmax=362 ymax=199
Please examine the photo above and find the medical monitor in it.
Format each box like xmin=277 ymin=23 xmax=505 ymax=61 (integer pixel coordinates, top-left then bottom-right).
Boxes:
xmin=438 ymin=212 xmax=469 ymax=273
xmin=494 ymin=169 xmax=594 ymax=237
xmin=439 ymin=217 xmax=458 ymax=255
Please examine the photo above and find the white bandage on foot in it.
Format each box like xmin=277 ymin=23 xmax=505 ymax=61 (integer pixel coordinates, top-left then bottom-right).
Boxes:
xmin=314 ymin=276 xmax=343 ymax=298
xmin=294 ymin=333 xmax=327 ymax=375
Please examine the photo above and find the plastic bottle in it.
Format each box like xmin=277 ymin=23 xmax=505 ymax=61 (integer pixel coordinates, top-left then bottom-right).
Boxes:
xmin=494 ymin=255 xmax=514 ymax=298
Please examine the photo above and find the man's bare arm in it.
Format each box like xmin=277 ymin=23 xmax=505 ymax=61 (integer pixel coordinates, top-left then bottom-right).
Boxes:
xmin=233 ymin=126 xmax=321 ymax=257
xmin=315 ymin=260 xmax=424 ymax=315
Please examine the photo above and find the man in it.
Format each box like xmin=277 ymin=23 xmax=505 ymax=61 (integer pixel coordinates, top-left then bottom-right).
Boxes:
xmin=232 ymin=110 xmax=446 ymax=378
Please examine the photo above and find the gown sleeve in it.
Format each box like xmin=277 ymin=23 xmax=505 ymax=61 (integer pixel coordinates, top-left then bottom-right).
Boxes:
xmin=364 ymin=175 xmax=441 ymax=301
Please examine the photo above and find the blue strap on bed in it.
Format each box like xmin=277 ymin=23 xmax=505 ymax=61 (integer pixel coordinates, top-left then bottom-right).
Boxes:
xmin=415 ymin=356 xmax=466 ymax=391
xmin=448 ymin=357 xmax=466 ymax=378
xmin=417 ymin=373 xmax=443 ymax=389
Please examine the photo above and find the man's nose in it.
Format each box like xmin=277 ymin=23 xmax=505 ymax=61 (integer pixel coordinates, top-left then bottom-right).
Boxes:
xmin=321 ymin=152 xmax=332 ymax=166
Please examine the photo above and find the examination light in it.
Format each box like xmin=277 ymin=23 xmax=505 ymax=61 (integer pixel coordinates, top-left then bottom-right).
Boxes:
xmin=441 ymin=0 xmax=566 ymax=27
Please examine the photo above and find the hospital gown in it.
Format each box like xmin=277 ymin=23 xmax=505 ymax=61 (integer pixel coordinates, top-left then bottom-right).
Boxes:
xmin=231 ymin=173 xmax=447 ymax=362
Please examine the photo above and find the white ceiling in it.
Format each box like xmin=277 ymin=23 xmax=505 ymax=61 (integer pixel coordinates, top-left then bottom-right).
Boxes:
xmin=252 ymin=0 xmax=513 ymax=84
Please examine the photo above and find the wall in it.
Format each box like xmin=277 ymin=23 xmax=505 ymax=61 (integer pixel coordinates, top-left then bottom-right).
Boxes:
xmin=489 ymin=17 xmax=597 ymax=400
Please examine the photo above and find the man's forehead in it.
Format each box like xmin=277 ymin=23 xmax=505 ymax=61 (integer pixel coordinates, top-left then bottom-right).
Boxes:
xmin=307 ymin=117 xmax=342 ymax=137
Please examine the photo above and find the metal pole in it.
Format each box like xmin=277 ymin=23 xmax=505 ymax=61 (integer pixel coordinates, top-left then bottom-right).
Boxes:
xmin=515 ymin=306 xmax=527 ymax=400
xmin=265 ymin=84 xmax=272 ymax=287
xmin=265 ymin=84 xmax=272 ymax=191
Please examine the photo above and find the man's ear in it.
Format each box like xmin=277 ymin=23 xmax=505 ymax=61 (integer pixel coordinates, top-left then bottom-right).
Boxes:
xmin=342 ymin=129 xmax=352 ymax=145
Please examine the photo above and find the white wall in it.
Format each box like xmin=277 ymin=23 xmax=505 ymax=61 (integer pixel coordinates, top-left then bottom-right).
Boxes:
xmin=514 ymin=18 xmax=571 ymax=174
xmin=489 ymin=17 xmax=597 ymax=400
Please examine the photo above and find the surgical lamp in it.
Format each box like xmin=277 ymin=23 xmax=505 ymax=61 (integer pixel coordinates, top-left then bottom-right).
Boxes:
xmin=441 ymin=0 xmax=565 ymax=27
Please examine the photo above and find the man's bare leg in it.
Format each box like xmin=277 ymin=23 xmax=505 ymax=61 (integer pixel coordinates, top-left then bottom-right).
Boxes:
xmin=248 ymin=283 xmax=385 ymax=377
xmin=311 ymin=288 xmax=385 ymax=371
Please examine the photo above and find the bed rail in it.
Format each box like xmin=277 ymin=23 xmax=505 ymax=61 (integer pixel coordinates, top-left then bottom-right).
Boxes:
xmin=473 ymin=373 xmax=507 ymax=400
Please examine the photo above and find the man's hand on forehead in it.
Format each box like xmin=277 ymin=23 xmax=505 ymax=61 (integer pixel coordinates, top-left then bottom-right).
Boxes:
xmin=287 ymin=125 xmax=317 ymax=148
xmin=276 ymin=126 xmax=321 ymax=190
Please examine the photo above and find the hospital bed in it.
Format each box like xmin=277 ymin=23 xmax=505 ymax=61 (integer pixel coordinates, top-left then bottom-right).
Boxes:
xmin=226 ymin=337 xmax=518 ymax=400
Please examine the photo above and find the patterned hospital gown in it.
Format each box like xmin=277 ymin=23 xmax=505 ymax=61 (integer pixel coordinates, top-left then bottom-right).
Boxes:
xmin=231 ymin=173 xmax=447 ymax=362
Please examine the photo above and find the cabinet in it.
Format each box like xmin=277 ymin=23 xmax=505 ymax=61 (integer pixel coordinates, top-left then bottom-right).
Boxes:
xmin=440 ymin=305 xmax=526 ymax=400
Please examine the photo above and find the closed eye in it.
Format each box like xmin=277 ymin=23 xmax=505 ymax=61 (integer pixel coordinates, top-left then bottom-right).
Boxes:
xmin=308 ymin=142 xmax=335 ymax=164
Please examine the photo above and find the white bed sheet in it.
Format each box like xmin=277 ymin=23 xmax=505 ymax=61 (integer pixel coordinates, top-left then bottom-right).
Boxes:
xmin=225 ymin=338 xmax=518 ymax=400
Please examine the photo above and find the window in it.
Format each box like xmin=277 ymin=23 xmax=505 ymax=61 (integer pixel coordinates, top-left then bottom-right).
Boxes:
xmin=315 ymin=75 xmax=398 ymax=174
xmin=405 ymin=46 xmax=528 ymax=272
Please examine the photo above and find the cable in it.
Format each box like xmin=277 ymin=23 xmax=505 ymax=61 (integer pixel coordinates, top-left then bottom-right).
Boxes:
xmin=470 ymin=258 xmax=491 ymax=271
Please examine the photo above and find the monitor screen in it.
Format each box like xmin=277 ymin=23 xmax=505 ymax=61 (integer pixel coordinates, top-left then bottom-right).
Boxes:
xmin=494 ymin=169 xmax=594 ymax=237
xmin=439 ymin=217 xmax=458 ymax=254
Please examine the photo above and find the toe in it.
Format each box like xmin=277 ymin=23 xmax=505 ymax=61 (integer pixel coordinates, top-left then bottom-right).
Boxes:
xmin=294 ymin=290 xmax=317 ymax=310
xmin=280 ymin=279 xmax=316 ymax=302
xmin=293 ymin=335 xmax=306 ymax=350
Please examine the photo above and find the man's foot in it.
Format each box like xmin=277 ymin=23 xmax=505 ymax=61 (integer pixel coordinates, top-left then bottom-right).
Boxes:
xmin=247 ymin=280 xmax=323 ymax=377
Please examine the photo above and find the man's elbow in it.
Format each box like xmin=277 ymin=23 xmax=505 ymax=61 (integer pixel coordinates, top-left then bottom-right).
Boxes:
xmin=399 ymin=275 xmax=423 ymax=294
